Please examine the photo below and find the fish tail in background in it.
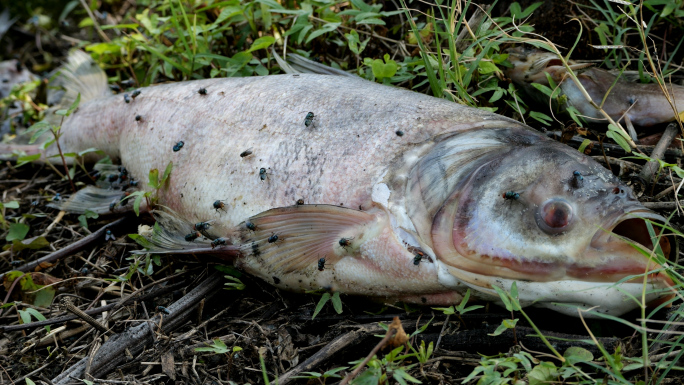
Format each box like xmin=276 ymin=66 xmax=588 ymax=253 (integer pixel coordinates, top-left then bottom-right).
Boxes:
xmin=272 ymin=48 xmax=355 ymax=77
xmin=0 ymin=50 xmax=112 ymax=162
xmin=45 ymin=50 xmax=112 ymax=125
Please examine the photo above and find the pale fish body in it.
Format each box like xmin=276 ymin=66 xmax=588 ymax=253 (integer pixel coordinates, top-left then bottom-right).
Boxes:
xmin=506 ymin=47 xmax=684 ymax=127
xmin=11 ymin=52 xmax=675 ymax=317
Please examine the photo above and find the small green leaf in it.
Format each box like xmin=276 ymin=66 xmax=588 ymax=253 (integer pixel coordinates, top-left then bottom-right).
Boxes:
xmin=488 ymin=318 xmax=518 ymax=336
xmin=606 ymin=130 xmax=631 ymax=152
xmin=26 ymin=121 xmax=53 ymax=144
xmin=432 ymin=306 xmax=455 ymax=315
xmin=477 ymin=61 xmax=501 ymax=75
xmin=128 ymin=233 xmax=154 ymax=249
xmin=161 ymin=161 xmax=173 ymax=186
xmin=248 ymin=36 xmax=275 ymax=52
xmin=578 ymin=139 xmax=592 ymax=154
xmin=528 ymin=361 xmax=559 ymax=385
xmin=11 ymin=236 xmax=49 ymax=252
xmin=4 ymin=201 xmax=19 ymax=209
xmin=371 ymin=54 xmax=398 ymax=80
xmin=564 ymin=346 xmax=594 ymax=365
xmin=312 ymin=292 xmax=331 ymax=319
xmin=16 ymin=154 xmax=42 ymax=167
xmin=331 ymin=292 xmax=343 ymax=314
xmin=7 ymin=222 xmax=30 ymax=242
xmin=148 ymin=168 xmax=160 ymax=189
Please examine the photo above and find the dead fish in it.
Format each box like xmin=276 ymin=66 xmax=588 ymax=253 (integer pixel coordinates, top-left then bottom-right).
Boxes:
xmin=4 ymin=51 xmax=675 ymax=317
xmin=505 ymin=46 xmax=684 ymax=128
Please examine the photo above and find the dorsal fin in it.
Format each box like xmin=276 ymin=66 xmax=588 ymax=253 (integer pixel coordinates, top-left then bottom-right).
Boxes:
xmin=272 ymin=49 xmax=355 ymax=77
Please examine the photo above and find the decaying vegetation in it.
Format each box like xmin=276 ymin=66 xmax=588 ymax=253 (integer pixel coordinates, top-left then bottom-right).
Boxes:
xmin=1 ymin=0 xmax=684 ymax=384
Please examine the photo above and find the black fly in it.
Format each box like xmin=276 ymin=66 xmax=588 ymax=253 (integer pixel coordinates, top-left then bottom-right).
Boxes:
xmin=318 ymin=257 xmax=328 ymax=271
xmin=502 ymin=191 xmax=520 ymax=200
xmin=304 ymin=112 xmax=315 ymax=128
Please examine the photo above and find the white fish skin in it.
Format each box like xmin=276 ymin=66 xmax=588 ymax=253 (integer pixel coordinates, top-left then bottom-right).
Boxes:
xmin=8 ymin=53 xmax=675 ymax=316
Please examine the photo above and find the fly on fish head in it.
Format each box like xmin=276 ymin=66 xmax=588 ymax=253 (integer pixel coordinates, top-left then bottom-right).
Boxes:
xmin=408 ymin=128 xmax=674 ymax=316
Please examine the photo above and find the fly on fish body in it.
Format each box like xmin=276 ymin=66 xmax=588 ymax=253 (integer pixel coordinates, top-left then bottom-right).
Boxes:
xmin=502 ymin=191 xmax=520 ymax=200
xmin=131 ymin=89 xmax=141 ymax=99
xmin=304 ymin=112 xmax=315 ymax=128
xmin=413 ymin=254 xmax=423 ymax=266
xmin=173 ymin=141 xmax=184 ymax=152
xmin=213 ymin=200 xmax=227 ymax=213
xmin=572 ymin=170 xmax=584 ymax=188
xmin=198 ymin=88 xmax=207 ymax=95
xmin=240 ymin=149 xmax=253 ymax=158
xmin=185 ymin=231 xmax=201 ymax=242
xmin=123 ymin=93 xmax=131 ymax=103
xmin=245 ymin=221 xmax=256 ymax=231
xmin=268 ymin=233 xmax=279 ymax=243
xmin=318 ymin=257 xmax=328 ymax=271
xmin=135 ymin=115 xmax=142 ymax=122
xmin=339 ymin=237 xmax=353 ymax=250
xmin=259 ymin=168 xmax=268 ymax=181
xmin=211 ymin=237 xmax=227 ymax=249
xmin=194 ymin=221 xmax=214 ymax=232
xmin=296 ymin=198 xmax=304 ymax=205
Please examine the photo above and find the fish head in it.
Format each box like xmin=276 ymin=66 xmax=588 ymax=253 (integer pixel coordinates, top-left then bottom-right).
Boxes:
xmin=417 ymin=128 xmax=674 ymax=316
xmin=505 ymin=46 xmax=592 ymax=86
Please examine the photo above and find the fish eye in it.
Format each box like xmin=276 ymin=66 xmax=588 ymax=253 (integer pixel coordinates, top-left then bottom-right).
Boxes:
xmin=536 ymin=198 xmax=573 ymax=235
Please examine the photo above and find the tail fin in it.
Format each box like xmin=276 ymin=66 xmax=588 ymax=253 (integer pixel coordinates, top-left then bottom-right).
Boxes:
xmin=47 ymin=50 xmax=111 ymax=119
xmin=272 ymin=49 xmax=355 ymax=77
xmin=1 ymin=50 xmax=110 ymax=160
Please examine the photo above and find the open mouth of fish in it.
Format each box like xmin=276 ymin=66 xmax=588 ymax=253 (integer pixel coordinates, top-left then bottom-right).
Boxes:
xmin=586 ymin=207 xmax=675 ymax=281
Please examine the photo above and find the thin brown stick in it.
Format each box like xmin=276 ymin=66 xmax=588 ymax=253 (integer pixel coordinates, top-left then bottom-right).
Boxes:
xmin=639 ymin=122 xmax=679 ymax=187
xmin=339 ymin=326 xmax=398 ymax=385
xmin=0 ymin=217 xmax=127 ymax=281
xmin=61 ymin=297 xmax=111 ymax=334
xmin=278 ymin=323 xmax=385 ymax=385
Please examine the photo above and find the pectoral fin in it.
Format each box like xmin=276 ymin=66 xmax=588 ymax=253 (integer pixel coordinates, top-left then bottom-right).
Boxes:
xmin=238 ymin=205 xmax=381 ymax=273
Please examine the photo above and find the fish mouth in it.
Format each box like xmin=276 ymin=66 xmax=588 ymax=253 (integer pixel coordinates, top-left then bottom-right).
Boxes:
xmin=585 ymin=207 xmax=675 ymax=285
xmin=591 ymin=208 xmax=671 ymax=254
